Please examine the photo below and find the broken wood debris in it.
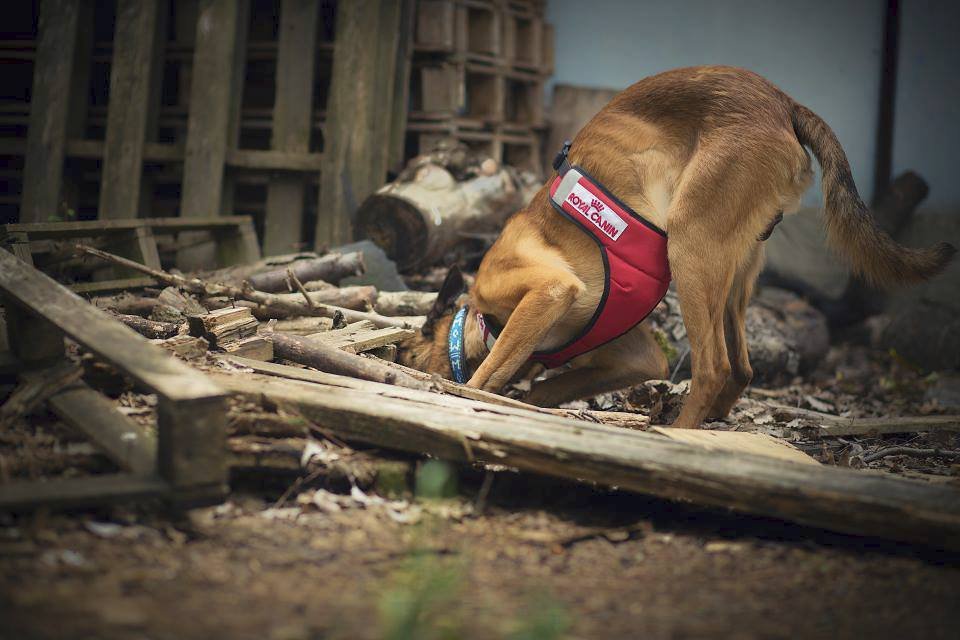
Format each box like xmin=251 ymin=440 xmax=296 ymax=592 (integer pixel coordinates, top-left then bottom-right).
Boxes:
xmin=76 ymin=244 xmax=421 ymax=330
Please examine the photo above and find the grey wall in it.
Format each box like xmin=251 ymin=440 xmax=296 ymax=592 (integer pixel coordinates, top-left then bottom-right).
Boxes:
xmin=892 ymin=0 xmax=960 ymax=213
xmin=545 ymin=0 xmax=885 ymax=205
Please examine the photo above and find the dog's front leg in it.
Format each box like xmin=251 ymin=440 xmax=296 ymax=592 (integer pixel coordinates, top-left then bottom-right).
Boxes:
xmin=468 ymin=276 xmax=583 ymax=393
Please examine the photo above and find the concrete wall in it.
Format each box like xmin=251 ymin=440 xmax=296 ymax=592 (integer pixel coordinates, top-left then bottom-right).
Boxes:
xmin=892 ymin=0 xmax=960 ymax=214
xmin=545 ymin=0 xmax=885 ymax=205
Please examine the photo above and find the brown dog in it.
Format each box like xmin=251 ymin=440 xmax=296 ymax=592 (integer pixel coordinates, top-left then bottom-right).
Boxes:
xmin=399 ymin=66 xmax=955 ymax=428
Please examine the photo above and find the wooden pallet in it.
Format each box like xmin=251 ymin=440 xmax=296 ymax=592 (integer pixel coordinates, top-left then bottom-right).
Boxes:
xmin=0 ymin=216 xmax=261 ymax=294
xmin=0 ymin=248 xmax=228 ymax=510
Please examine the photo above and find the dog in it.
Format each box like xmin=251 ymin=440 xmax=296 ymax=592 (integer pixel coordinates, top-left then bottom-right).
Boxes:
xmin=399 ymin=66 xmax=955 ymax=428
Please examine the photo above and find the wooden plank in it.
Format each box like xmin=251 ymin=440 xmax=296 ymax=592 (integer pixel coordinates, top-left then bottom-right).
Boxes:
xmin=388 ymin=0 xmax=416 ymax=173
xmin=3 ymin=216 xmax=257 ymax=238
xmin=158 ymin=395 xmax=228 ymax=491
xmin=67 ymin=139 xmax=185 ymax=162
xmin=20 ymin=0 xmax=83 ymax=223
xmin=47 ymin=383 xmax=157 ymax=475
xmin=100 ymin=0 xmax=166 ymax=220
xmin=212 ymin=370 xmax=960 ymax=551
xmin=0 ymin=248 xmax=224 ymax=403
xmin=69 ymin=278 xmax=158 ymax=294
xmin=306 ymin=322 xmax=415 ymax=353
xmin=0 ymin=474 xmax=169 ymax=511
xmin=651 ymin=428 xmax=819 ymax=466
xmin=2 ymin=297 xmax=65 ymax=366
xmin=316 ymin=0 xmax=404 ymax=247
xmin=226 ymin=149 xmax=324 ymax=171
xmin=180 ymin=0 xmax=247 ymax=219
xmin=263 ymin=0 xmax=320 ymax=256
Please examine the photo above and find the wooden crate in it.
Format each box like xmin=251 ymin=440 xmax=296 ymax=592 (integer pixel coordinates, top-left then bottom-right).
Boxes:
xmin=0 ymin=247 xmax=229 ymax=510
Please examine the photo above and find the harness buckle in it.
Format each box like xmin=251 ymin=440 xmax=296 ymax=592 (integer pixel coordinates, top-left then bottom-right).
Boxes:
xmin=552 ymin=140 xmax=573 ymax=173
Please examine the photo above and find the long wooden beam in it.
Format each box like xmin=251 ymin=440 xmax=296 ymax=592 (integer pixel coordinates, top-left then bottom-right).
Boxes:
xmin=100 ymin=0 xmax=166 ymax=219
xmin=212 ymin=370 xmax=960 ymax=551
xmin=20 ymin=0 xmax=83 ymax=223
xmin=263 ymin=0 xmax=319 ymax=256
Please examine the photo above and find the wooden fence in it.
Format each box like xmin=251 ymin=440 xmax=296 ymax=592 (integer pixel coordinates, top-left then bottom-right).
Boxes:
xmin=0 ymin=0 xmax=551 ymax=260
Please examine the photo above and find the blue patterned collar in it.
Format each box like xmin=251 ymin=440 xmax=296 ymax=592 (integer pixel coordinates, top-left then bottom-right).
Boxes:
xmin=447 ymin=306 xmax=469 ymax=383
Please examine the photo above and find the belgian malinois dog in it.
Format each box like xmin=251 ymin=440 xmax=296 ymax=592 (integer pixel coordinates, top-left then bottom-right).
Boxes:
xmin=399 ymin=66 xmax=955 ymax=428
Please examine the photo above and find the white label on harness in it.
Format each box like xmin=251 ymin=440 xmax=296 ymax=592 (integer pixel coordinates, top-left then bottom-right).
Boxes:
xmin=564 ymin=181 xmax=627 ymax=241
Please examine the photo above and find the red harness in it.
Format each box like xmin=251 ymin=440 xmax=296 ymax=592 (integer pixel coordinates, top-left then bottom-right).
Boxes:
xmin=479 ymin=144 xmax=671 ymax=369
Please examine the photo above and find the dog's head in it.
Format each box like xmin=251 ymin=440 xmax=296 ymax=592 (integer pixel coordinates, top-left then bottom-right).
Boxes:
xmin=397 ymin=266 xmax=467 ymax=377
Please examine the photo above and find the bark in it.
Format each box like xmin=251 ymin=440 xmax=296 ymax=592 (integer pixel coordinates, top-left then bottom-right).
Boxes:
xmin=374 ymin=290 xmax=438 ymax=316
xmin=246 ymin=252 xmax=366 ymax=291
xmin=265 ymin=332 xmax=431 ymax=391
xmin=111 ymin=312 xmax=181 ymax=339
xmin=355 ymin=162 xmax=530 ymax=271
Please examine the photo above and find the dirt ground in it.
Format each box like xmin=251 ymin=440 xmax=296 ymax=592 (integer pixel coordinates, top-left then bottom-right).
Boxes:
xmin=2 ymin=344 xmax=960 ymax=639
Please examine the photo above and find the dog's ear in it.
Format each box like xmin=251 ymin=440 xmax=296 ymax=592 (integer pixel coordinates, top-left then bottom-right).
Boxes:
xmin=421 ymin=265 xmax=465 ymax=337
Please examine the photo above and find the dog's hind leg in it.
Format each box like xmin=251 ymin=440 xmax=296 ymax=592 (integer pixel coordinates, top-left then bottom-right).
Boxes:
xmin=708 ymin=244 xmax=764 ymax=419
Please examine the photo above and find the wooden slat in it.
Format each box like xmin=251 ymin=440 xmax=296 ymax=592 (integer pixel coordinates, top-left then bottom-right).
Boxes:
xmin=263 ymin=0 xmax=320 ymax=256
xmin=388 ymin=0 xmax=416 ymax=173
xmin=316 ymin=0 xmax=404 ymax=247
xmin=68 ymin=278 xmax=158 ymax=295
xmin=20 ymin=0 xmax=83 ymax=223
xmin=47 ymin=383 xmax=157 ymax=475
xmin=651 ymin=428 xmax=819 ymax=466
xmin=212 ymin=370 xmax=960 ymax=551
xmin=306 ymin=322 xmax=415 ymax=353
xmin=0 ymin=474 xmax=169 ymax=511
xmin=67 ymin=139 xmax=184 ymax=162
xmin=227 ymin=149 xmax=324 ymax=171
xmin=3 ymin=216 xmax=258 ymax=238
xmin=180 ymin=0 xmax=247 ymax=219
xmin=100 ymin=0 xmax=166 ymax=219
xmin=0 ymin=248 xmax=223 ymax=403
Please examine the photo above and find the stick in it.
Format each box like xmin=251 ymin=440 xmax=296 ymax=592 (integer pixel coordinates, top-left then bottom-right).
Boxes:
xmin=265 ymin=332 xmax=431 ymax=391
xmin=862 ymin=447 xmax=960 ymax=464
xmin=76 ymin=244 xmax=421 ymax=330
xmin=110 ymin=312 xmax=181 ymax=339
xmin=287 ymin=267 xmax=314 ymax=309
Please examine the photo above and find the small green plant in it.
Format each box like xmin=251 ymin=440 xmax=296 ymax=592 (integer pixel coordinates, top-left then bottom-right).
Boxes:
xmin=378 ymin=554 xmax=466 ymax=640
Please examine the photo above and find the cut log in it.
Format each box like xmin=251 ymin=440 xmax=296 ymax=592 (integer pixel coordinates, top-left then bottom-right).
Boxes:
xmin=374 ymin=290 xmax=438 ymax=316
xmin=649 ymin=287 xmax=829 ymax=383
xmin=210 ymin=369 xmax=960 ymax=551
xmin=247 ymin=252 xmax=366 ymax=291
xmin=264 ymin=332 xmax=431 ymax=391
xmin=356 ymin=162 xmax=528 ymax=271
xmin=111 ymin=312 xmax=181 ymax=340
xmin=92 ymin=294 xmax=159 ymax=317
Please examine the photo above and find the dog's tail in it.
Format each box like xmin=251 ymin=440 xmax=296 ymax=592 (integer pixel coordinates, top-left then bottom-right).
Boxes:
xmin=790 ymin=102 xmax=955 ymax=288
